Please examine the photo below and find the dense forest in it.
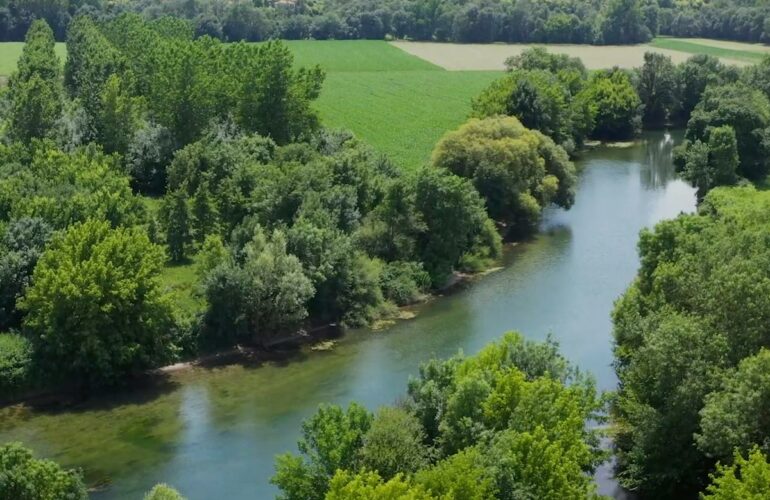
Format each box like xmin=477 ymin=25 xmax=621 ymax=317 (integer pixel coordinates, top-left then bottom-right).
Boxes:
xmin=2 ymin=2 xmax=770 ymax=499
xmin=2 ymin=0 xmax=770 ymax=45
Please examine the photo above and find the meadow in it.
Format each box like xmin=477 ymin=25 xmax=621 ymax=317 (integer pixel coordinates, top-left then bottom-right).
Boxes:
xmin=649 ymin=37 xmax=768 ymax=63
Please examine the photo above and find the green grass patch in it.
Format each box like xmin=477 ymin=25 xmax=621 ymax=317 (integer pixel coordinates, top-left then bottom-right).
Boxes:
xmin=283 ymin=40 xmax=441 ymax=72
xmin=315 ymin=69 xmax=501 ymax=169
xmin=650 ymin=38 xmax=766 ymax=62
xmin=160 ymin=256 xmax=205 ymax=316
xmin=0 ymin=42 xmax=66 ymax=76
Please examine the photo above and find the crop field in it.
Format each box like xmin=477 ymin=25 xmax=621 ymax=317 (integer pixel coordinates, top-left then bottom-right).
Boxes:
xmin=0 ymin=36 xmax=766 ymax=169
xmin=649 ymin=37 xmax=768 ymax=63
xmin=392 ymin=38 xmax=761 ymax=71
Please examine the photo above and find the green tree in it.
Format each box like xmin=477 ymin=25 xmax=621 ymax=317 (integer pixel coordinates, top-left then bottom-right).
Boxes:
xmin=413 ymin=448 xmax=496 ymax=500
xmin=676 ymin=54 xmax=736 ymax=123
xmin=144 ymin=483 xmax=186 ymax=500
xmin=64 ymin=16 xmax=125 ymax=140
xmin=7 ymin=20 xmax=62 ymax=143
xmin=359 ymin=407 xmax=429 ymax=479
xmin=685 ymin=83 xmax=770 ymax=180
xmin=191 ymin=179 xmax=220 ymax=244
xmin=579 ymin=69 xmax=641 ymax=140
xmin=0 ymin=443 xmax=87 ymax=500
xmin=432 ymin=116 xmax=576 ymax=236
xmin=162 ymin=189 xmax=193 ymax=263
xmin=98 ymin=74 xmax=146 ymax=156
xmin=637 ymin=52 xmax=678 ymax=127
xmin=598 ymin=0 xmax=651 ymax=44
xmin=203 ymin=228 xmax=314 ymax=345
xmin=0 ymin=217 xmax=52 ymax=330
xmin=273 ymin=403 xmax=373 ymax=500
xmin=697 ymin=350 xmax=770 ymax=461
xmin=414 ymin=167 xmax=496 ymax=284
xmin=702 ymin=447 xmax=770 ymax=500
xmin=325 ymin=470 xmax=434 ymax=500
xmin=20 ymin=220 xmax=176 ymax=387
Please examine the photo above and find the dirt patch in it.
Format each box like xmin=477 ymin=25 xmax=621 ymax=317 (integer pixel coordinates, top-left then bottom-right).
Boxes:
xmin=390 ymin=41 xmax=750 ymax=71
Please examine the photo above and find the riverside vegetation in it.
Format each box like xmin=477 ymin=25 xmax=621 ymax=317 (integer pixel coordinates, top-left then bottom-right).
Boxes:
xmin=2 ymin=7 xmax=770 ymax=500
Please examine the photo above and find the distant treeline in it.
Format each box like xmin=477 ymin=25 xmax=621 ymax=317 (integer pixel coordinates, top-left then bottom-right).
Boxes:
xmin=2 ymin=0 xmax=770 ymax=45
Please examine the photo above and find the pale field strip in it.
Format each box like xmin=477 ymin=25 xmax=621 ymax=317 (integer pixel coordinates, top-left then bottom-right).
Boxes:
xmin=391 ymin=41 xmax=752 ymax=70
xmin=684 ymin=38 xmax=770 ymax=53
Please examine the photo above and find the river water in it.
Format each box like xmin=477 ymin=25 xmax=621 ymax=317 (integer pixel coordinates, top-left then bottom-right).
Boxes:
xmin=0 ymin=131 xmax=696 ymax=499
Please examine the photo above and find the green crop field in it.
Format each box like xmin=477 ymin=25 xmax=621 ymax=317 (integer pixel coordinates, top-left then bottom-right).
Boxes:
xmin=316 ymin=69 xmax=500 ymax=168
xmin=650 ymin=37 xmax=767 ymax=63
xmin=281 ymin=40 xmax=501 ymax=168
xmin=283 ymin=40 xmax=440 ymax=72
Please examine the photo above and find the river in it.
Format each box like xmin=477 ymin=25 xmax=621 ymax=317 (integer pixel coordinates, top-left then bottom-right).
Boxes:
xmin=0 ymin=131 xmax=696 ymax=499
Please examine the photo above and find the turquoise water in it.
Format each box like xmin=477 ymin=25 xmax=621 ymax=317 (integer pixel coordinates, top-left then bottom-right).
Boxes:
xmin=0 ymin=131 xmax=696 ymax=499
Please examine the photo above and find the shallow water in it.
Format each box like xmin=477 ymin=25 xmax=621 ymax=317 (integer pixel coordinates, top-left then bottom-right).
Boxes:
xmin=0 ymin=131 xmax=696 ymax=499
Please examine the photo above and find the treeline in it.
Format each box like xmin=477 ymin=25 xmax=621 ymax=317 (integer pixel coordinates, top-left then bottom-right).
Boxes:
xmin=0 ymin=16 xmax=512 ymax=397
xmin=4 ymin=0 xmax=770 ymax=45
xmin=272 ymin=332 xmax=769 ymax=499
xmin=470 ymin=46 xmax=770 ymax=201
xmin=612 ymin=186 xmax=770 ymax=498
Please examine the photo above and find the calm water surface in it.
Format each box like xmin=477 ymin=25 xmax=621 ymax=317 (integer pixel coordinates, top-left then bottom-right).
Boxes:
xmin=0 ymin=131 xmax=696 ymax=499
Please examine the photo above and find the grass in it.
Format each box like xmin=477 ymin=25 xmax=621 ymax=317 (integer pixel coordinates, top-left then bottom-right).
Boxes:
xmin=160 ymin=257 xmax=205 ymax=316
xmin=650 ymin=37 xmax=767 ymax=63
xmin=277 ymin=40 xmax=502 ymax=168
xmin=316 ymin=69 xmax=500 ymax=168
xmin=282 ymin=40 xmax=441 ymax=72
xmin=0 ymin=42 xmax=66 ymax=76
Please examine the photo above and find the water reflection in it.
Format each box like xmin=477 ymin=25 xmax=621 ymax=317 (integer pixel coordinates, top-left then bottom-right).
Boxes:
xmin=640 ymin=130 xmax=679 ymax=189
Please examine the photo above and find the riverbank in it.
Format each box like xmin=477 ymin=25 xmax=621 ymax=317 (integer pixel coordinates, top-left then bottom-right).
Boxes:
xmin=0 ymin=133 xmax=696 ymax=499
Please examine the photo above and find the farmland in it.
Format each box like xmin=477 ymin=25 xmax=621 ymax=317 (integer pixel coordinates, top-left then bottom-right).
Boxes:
xmin=0 ymin=37 xmax=767 ymax=168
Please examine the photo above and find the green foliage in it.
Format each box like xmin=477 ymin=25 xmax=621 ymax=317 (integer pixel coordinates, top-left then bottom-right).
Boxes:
xmin=203 ymin=227 xmax=314 ymax=345
xmin=359 ymin=407 xmax=429 ymax=479
xmin=697 ymin=350 xmax=770 ymax=460
xmin=325 ymin=470 xmax=434 ymax=500
xmin=0 ymin=333 xmax=33 ymax=400
xmin=0 ymin=217 xmax=52 ymax=330
xmin=20 ymin=219 xmax=176 ymax=388
xmin=97 ymin=74 xmax=145 ymax=156
xmin=0 ymin=144 xmax=144 ymax=229
xmin=6 ymin=20 xmax=63 ymax=143
xmin=0 ymin=442 xmax=87 ymax=500
xmin=679 ymin=125 xmax=739 ymax=198
xmin=474 ymin=48 xmax=594 ymax=151
xmin=413 ymin=447 xmax=495 ymax=500
xmin=612 ymin=187 xmax=770 ymax=497
xmin=414 ymin=167 xmax=498 ymax=284
xmin=276 ymin=332 xmax=605 ymax=500
xmin=579 ymin=69 xmax=642 ymax=140
xmin=379 ymin=261 xmax=430 ymax=306
xmin=702 ymin=447 xmax=770 ymax=500
xmin=685 ymin=83 xmax=770 ymax=180
xmin=432 ymin=116 xmax=576 ymax=237
xmin=598 ymin=0 xmax=651 ymax=44
xmin=161 ymin=189 xmax=193 ymax=263
xmin=144 ymin=483 xmax=186 ymax=500
xmin=273 ymin=402 xmax=373 ymax=500
xmin=636 ymin=52 xmax=678 ymax=127
xmin=64 ymin=16 xmax=126 ymax=141
xmin=675 ymin=54 xmax=737 ymax=123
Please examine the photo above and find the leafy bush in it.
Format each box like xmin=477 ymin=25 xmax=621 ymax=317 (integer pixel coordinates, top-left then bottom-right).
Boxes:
xmin=0 ymin=333 xmax=34 ymax=400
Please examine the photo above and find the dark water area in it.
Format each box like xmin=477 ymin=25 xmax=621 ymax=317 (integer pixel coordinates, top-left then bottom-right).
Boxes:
xmin=0 ymin=131 xmax=696 ymax=499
